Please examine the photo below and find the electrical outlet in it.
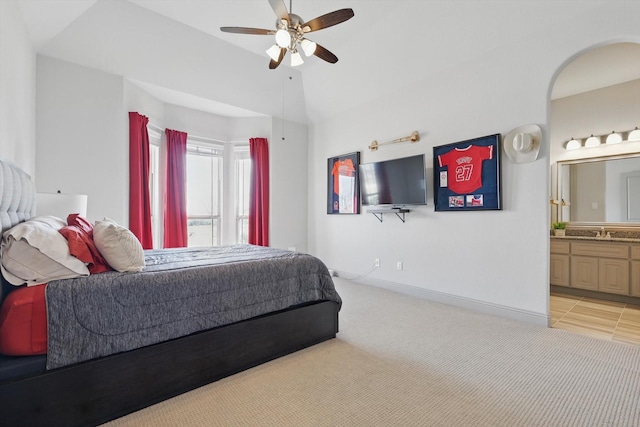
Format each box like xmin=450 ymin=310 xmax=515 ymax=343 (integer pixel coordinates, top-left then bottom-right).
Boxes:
xmin=374 ymin=258 xmax=380 ymax=268
xmin=396 ymin=261 xmax=403 ymax=271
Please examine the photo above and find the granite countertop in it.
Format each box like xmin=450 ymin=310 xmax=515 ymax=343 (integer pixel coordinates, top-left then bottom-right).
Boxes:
xmin=550 ymin=235 xmax=640 ymax=243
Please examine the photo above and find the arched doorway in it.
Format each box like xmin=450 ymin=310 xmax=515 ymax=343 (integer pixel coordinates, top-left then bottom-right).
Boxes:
xmin=548 ymin=42 xmax=640 ymax=345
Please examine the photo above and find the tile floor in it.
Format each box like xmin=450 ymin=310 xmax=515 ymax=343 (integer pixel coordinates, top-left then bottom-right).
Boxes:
xmin=550 ymin=292 xmax=640 ymax=345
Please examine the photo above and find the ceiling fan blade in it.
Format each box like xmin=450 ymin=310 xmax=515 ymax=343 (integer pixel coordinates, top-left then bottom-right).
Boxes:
xmin=268 ymin=0 xmax=289 ymax=22
xmin=269 ymin=48 xmax=287 ymax=69
xmin=302 ymin=8 xmax=354 ymax=33
xmin=220 ymin=27 xmax=274 ymax=35
xmin=313 ymin=44 xmax=338 ymax=64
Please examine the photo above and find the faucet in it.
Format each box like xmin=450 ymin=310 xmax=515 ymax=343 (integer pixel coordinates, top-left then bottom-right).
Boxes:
xmin=595 ymin=227 xmax=612 ymax=239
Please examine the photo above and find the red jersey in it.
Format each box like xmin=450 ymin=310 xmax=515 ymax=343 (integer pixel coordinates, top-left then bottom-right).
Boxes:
xmin=331 ymin=158 xmax=355 ymax=194
xmin=438 ymin=145 xmax=493 ymax=194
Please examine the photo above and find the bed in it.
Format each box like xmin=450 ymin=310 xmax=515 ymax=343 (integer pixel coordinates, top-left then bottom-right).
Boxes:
xmin=0 ymin=157 xmax=341 ymax=426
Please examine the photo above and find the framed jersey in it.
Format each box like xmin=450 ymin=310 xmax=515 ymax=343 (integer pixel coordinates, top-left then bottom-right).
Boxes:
xmin=433 ymin=134 xmax=502 ymax=211
xmin=327 ymin=151 xmax=361 ymax=214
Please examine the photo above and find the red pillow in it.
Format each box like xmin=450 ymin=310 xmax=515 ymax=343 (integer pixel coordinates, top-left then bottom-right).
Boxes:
xmin=0 ymin=285 xmax=48 ymax=355
xmin=59 ymin=214 xmax=112 ymax=274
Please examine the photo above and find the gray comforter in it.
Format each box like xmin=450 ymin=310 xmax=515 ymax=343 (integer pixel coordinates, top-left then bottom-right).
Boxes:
xmin=45 ymin=245 xmax=341 ymax=369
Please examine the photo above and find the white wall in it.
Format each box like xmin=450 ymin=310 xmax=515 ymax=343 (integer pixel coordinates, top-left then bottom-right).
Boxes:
xmin=36 ymin=56 xmax=127 ymax=223
xmin=125 ymin=80 xmax=166 ymax=128
xmin=308 ymin=3 xmax=640 ymax=325
xmin=36 ymin=55 xmax=307 ymax=251
xmin=13 ymin=1 xmax=640 ymax=325
xmin=0 ymin=1 xmax=36 ymax=174
xmin=38 ymin=0 xmax=308 ymax=126
xmin=30 ymin=0 xmax=310 ymax=252
xmin=551 ymin=79 xmax=640 ymax=165
xmin=270 ymin=118 xmax=309 ymax=252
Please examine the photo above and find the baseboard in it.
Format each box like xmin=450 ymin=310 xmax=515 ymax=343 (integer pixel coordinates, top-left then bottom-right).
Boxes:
xmin=335 ymin=271 xmax=549 ymax=327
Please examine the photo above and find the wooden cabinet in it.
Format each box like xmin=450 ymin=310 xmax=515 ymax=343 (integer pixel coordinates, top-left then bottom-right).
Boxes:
xmin=571 ymin=242 xmax=628 ymax=259
xmin=552 ymin=239 xmax=638 ymax=297
xmin=570 ymin=256 xmax=599 ymax=291
xmin=598 ymin=258 xmax=629 ymax=295
xmin=628 ymin=261 xmax=640 ymax=297
xmin=550 ymin=254 xmax=570 ymax=286
xmin=550 ymin=240 xmax=570 ymax=287
xmin=632 ymin=246 xmax=640 ymax=297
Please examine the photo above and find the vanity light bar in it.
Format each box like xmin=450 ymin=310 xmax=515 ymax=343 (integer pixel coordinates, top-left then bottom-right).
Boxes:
xmin=564 ymin=127 xmax=640 ymax=150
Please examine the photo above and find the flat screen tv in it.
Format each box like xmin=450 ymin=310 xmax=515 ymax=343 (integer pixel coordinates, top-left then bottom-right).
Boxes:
xmin=359 ymin=154 xmax=427 ymax=206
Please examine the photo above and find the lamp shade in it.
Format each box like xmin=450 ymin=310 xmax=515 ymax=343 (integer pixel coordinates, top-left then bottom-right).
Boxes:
xmin=266 ymin=45 xmax=282 ymax=61
xmin=290 ymin=50 xmax=304 ymax=66
xmin=275 ymin=29 xmax=291 ymax=48
xmin=605 ymin=131 xmax=622 ymax=145
xmin=584 ymin=135 xmax=601 ymax=147
xmin=300 ymin=39 xmax=317 ymax=56
xmin=628 ymin=127 xmax=640 ymax=142
xmin=565 ymin=138 xmax=581 ymax=150
xmin=36 ymin=192 xmax=88 ymax=219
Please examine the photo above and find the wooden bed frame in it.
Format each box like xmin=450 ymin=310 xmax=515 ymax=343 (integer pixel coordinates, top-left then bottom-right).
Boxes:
xmin=1 ymin=299 xmax=339 ymax=426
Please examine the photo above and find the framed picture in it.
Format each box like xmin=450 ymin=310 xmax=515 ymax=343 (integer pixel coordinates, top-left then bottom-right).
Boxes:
xmin=433 ymin=134 xmax=502 ymax=211
xmin=327 ymin=152 xmax=361 ymax=214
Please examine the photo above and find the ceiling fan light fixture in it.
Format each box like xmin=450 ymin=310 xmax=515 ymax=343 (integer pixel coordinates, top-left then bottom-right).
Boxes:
xmin=266 ymin=45 xmax=282 ymax=61
xmin=275 ymin=29 xmax=291 ymax=48
xmin=300 ymin=39 xmax=317 ymax=56
xmin=290 ymin=50 xmax=304 ymax=66
xmin=221 ymin=3 xmax=354 ymax=69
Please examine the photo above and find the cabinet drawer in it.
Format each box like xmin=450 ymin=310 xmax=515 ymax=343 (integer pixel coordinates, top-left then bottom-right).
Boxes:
xmin=550 ymin=240 xmax=570 ymax=254
xmin=571 ymin=242 xmax=628 ymax=259
xmin=632 ymin=245 xmax=640 ymax=260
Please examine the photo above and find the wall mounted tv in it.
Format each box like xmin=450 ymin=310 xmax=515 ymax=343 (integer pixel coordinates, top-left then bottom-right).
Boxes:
xmin=359 ymin=154 xmax=427 ymax=206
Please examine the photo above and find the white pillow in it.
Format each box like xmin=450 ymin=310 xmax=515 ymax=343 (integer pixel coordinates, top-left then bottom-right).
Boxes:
xmin=93 ymin=218 xmax=145 ymax=273
xmin=0 ymin=216 xmax=90 ymax=286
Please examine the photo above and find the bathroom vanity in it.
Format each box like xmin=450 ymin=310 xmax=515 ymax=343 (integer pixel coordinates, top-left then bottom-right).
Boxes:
xmin=550 ymin=235 xmax=640 ymax=298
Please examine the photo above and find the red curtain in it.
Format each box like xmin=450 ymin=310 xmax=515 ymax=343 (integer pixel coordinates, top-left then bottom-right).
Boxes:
xmin=128 ymin=112 xmax=153 ymax=249
xmin=164 ymin=129 xmax=188 ymax=248
xmin=249 ymin=138 xmax=269 ymax=246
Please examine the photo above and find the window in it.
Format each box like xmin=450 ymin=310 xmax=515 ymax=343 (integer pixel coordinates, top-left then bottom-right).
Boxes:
xmin=235 ymin=147 xmax=250 ymax=244
xmin=185 ymin=143 xmax=223 ymax=247
xmin=147 ymin=126 xmax=250 ymax=248
xmin=148 ymin=129 xmax=162 ymax=249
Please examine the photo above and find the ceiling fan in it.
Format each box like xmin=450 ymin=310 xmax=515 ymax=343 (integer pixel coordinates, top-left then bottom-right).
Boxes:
xmin=220 ymin=0 xmax=354 ymax=69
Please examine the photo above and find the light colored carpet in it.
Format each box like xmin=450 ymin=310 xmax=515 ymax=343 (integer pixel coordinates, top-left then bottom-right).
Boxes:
xmin=105 ymin=278 xmax=640 ymax=427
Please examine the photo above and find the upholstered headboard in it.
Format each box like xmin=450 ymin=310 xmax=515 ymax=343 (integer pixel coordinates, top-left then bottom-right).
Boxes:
xmin=0 ymin=158 xmax=36 ymax=233
xmin=0 ymin=158 xmax=36 ymax=301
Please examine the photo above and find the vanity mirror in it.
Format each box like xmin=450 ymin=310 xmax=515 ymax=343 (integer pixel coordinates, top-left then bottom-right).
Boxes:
xmin=556 ymin=154 xmax=640 ymax=225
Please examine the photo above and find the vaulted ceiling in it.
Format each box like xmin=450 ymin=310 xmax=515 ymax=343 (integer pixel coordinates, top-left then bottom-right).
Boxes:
xmin=17 ymin=0 xmax=640 ymax=122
